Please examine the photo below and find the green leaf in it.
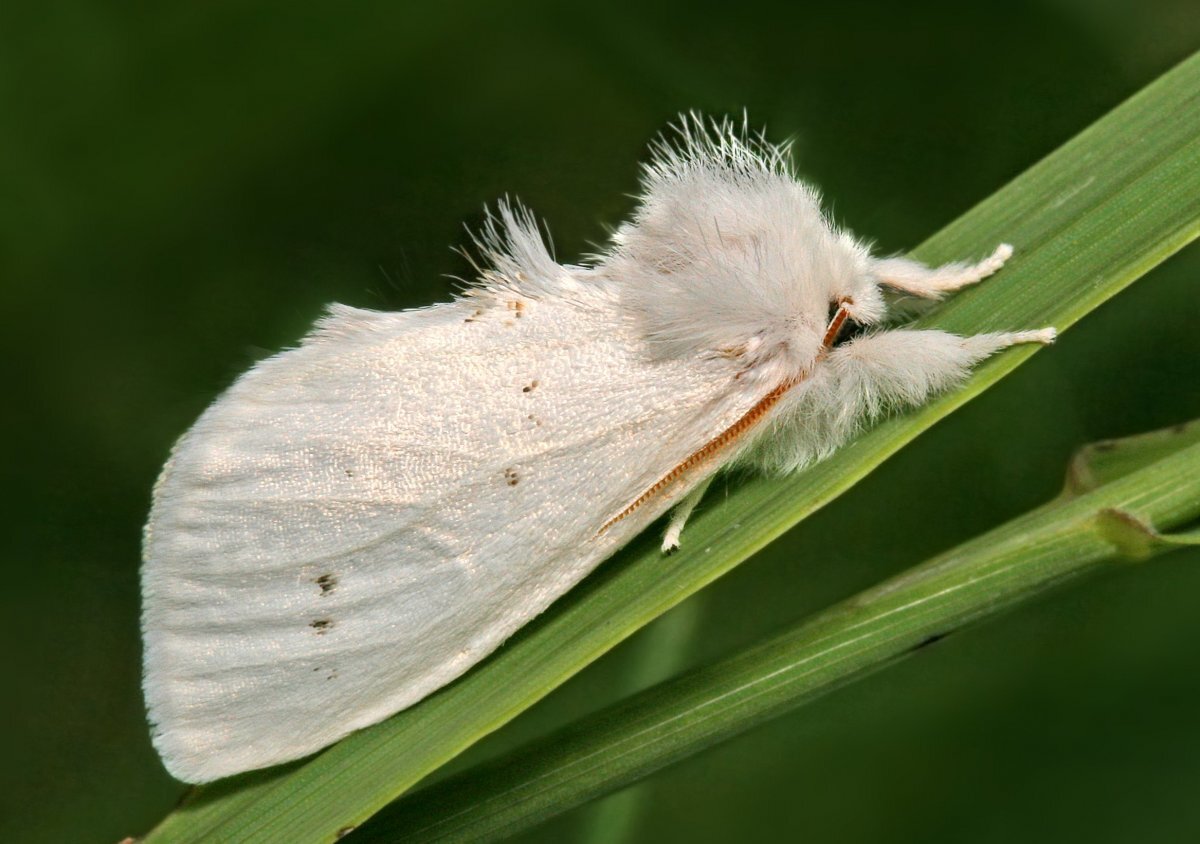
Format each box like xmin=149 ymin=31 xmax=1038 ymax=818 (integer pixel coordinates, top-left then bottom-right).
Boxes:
xmin=142 ymin=50 xmax=1200 ymax=844
xmin=359 ymin=422 xmax=1200 ymax=842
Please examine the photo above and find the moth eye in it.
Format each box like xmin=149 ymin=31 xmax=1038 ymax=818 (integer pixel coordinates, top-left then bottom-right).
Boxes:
xmin=833 ymin=314 xmax=868 ymax=346
xmin=824 ymin=298 xmax=867 ymax=347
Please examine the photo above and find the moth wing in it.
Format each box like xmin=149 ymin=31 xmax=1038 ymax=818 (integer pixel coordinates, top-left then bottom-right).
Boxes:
xmin=143 ymin=294 xmax=753 ymax=782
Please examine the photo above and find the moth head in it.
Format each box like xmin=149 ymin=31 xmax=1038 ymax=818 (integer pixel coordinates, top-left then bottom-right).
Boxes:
xmin=823 ymin=231 xmax=887 ymax=327
xmin=793 ymin=230 xmax=889 ymax=368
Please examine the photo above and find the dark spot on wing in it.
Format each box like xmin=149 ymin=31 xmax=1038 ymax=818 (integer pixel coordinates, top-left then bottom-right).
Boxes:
xmin=502 ymin=300 xmax=525 ymax=326
xmin=464 ymin=307 xmax=484 ymax=323
xmin=523 ymin=379 xmax=539 ymax=393
xmin=528 ymin=413 xmax=542 ymax=426
xmin=310 ymin=619 xmax=334 ymax=634
xmin=504 ymin=468 xmax=519 ymax=486
xmin=315 ymin=573 xmax=338 ymax=595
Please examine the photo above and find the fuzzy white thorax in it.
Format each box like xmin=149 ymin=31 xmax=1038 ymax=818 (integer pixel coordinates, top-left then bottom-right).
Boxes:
xmin=598 ymin=117 xmax=882 ymax=386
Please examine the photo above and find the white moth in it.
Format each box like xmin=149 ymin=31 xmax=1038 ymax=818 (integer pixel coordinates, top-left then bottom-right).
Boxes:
xmin=142 ymin=117 xmax=1054 ymax=783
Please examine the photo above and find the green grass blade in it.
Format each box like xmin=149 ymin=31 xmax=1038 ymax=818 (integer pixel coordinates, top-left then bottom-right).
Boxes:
xmin=360 ymin=422 xmax=1200 ymax=842
xmin=142 ymin=50 xmax=1200 ymax=844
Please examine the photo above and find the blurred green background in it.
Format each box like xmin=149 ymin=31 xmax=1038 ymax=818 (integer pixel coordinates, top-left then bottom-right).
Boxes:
xmin=5 ymin=1 xmax=1200 ymax=841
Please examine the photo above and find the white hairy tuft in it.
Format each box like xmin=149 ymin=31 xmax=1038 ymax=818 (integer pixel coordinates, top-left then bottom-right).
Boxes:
xmin=599 ymin=114 xmax=876 ymax=377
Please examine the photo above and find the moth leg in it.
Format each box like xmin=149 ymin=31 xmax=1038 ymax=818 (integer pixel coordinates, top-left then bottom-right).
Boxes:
xmin=661 ymin=475 xmax=714 ymax=554
xmin=872 ymin=243 xmax=1013 ymax=299
xmin=826 ymin=326 xmax=1056 ymax=419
